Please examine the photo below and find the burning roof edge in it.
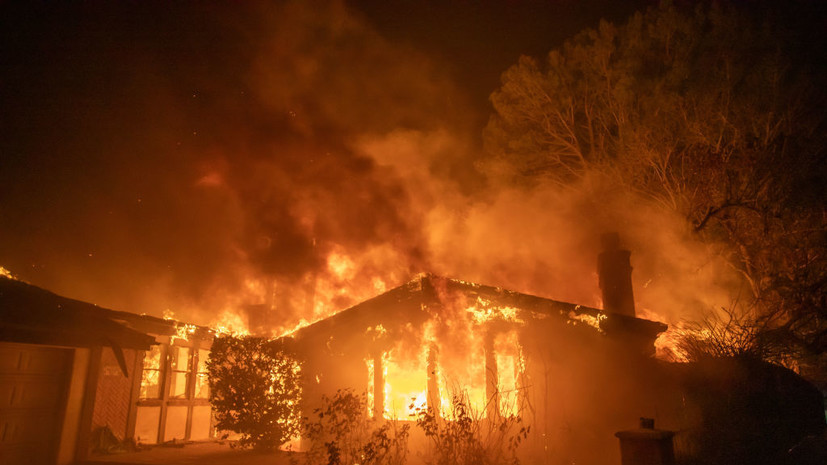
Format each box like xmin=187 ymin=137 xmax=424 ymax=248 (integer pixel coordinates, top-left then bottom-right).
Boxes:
xmin=291 ymin=273 xmax=668 ymax=341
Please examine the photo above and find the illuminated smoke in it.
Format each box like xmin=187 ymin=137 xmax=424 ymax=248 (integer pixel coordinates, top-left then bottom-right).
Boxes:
xmin=0 ymin=0 xmax=746 ymax=339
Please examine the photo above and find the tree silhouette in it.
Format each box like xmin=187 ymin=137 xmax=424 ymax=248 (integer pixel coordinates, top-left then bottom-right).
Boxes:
xmin=485 ymin=0 xmax=826 ymax=363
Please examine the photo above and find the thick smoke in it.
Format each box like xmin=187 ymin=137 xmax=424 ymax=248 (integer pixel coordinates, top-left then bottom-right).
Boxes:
xmin=0 ymin=0 xmax=743 ymax=335
xmin=0 ymin=0 xmax=470 ymax=329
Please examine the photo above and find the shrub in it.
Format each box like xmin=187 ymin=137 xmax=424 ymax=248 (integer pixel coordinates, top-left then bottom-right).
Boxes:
xmin=207 ymin=335 xmax=302 ymax=450
xmin=415 ymin=392 xmax=529 ymax=465
xmin=294 ymin=389 xmax=409 ymax=465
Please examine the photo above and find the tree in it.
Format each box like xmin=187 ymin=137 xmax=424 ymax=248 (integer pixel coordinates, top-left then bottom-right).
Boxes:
xmin=207 ymin=335 xmax=302 ymax=450
xmin=485 ymin=0 xmax=826 ymax=362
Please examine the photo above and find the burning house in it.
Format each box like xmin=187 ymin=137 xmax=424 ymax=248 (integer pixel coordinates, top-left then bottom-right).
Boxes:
xmin=284 ymin=234 xmax=824 ymax=464
xmin=290 ymin=234 xmax=677 ymax=463
xmin=3 ymin=232 xmax=821 ymax=465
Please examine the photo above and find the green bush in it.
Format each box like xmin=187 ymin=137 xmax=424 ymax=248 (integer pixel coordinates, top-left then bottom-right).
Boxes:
xmin=207 ymin=335 xmax=302 ymax=450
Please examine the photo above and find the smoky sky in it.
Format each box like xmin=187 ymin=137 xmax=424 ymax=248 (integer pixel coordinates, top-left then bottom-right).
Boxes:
xmin=2 ymin=0 xmax=734 ymax=331
xmin=1 ymin=1 xmax=447 ymax=316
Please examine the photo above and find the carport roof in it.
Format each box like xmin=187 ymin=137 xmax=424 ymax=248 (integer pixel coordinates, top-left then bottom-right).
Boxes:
xmin=0 ymin=275 xmax=157 ymax=351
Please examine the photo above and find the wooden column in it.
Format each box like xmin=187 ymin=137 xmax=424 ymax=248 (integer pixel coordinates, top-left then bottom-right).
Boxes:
xmin=184 ymin=340 xmax=198 ymax=440
xmin=157 ymin=341 xmax=172 ymax=443
xmin=372 ymin=350 xmax=384 ymax=419
xmin=484 ymin=331 xmax=499 ymax=419
xmin=426 ymin=344 xmax=440 ymax=415
xmin=125 ymin=348 xmax=145 ymax=441
xmin=74 ymin=346 xmax=102 ymax=462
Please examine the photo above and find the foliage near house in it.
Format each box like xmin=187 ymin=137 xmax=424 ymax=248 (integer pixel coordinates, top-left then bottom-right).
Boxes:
xmin=293 ymin=389 xmax=409 ymax=465
xmin=293 ymin=388 xmax=528 ymax=465
xmin=207 ymin=335 xmax=302 ymax=450
xmin=415 ymin=394 xmax=529 ymax=465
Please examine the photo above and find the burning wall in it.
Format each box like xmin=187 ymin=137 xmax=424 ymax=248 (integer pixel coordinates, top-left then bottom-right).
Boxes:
xmin=290 ymin=273 xmax=669 ymax=464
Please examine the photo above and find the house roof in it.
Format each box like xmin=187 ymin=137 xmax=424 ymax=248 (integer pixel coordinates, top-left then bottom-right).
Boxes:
xmin=0 ymin=275 xmax=159 ymax=350
xmin=292 ymin=273 xmax=667 ymax=343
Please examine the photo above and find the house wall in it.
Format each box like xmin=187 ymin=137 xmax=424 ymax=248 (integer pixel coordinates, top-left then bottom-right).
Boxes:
xmin=78 ymin=335 xmax=215 ymax=455
xmin=91 ymin=347 xmax=138 ymax=440
xmin=298 ymin=315 xmax=678 ymax=465
xmin=517 ymin=317 xmax=690 ymax=465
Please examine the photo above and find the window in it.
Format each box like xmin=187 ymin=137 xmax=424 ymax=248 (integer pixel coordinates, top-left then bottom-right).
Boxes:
xmin=139 ymin=345 xmax=163 ymax=399
xmin=134 ymin=339 xmax=213 ymax=445
xmin=168 ymin=346 xmax=191 ymax=399
xmin=194 ymin=349 xmax=210 ymax=399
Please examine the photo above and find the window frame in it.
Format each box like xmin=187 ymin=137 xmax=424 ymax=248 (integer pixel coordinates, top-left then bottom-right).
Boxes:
xmin=168 ymin=346 xmax=192 ymax=399
xmin=138 ymin=344 xmax=165 ymax=400
xmin=133 ymin=336 xmax=213 ymax=444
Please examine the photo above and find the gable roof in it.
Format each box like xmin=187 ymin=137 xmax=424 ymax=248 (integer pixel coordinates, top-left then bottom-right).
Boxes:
xmin=292 ymin=273 xmax=667 ymax=343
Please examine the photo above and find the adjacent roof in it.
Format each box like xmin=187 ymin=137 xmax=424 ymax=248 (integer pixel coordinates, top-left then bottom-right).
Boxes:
xmin=0 ymin=275 xmax=159 ymax=350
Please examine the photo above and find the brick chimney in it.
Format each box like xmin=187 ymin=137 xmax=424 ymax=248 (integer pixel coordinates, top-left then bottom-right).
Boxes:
xmin=598 ymin=232 xmax=636 ymax=317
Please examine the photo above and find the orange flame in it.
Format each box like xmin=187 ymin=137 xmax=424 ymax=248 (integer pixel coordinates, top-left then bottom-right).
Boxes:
xmin=371 ymin=292 xmax=527 ymax=420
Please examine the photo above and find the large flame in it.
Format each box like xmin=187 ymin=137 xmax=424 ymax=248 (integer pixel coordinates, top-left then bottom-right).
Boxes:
xmin=0 ymin=0 xmax=759 ymax=382
xmin=494 ymin=329 xmax=523 ymax=417
xmin=193 ymin=248 xmax=401 ymax=338
xmin=370 ymin=293 xmax=526 ymax=421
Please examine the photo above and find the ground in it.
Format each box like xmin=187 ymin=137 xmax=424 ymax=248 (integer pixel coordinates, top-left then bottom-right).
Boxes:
xmin=81 ymin=442 xmax=293 ymax=465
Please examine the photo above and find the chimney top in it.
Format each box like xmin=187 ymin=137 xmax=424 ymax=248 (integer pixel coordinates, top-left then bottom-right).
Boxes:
xmin=598 ymin=232 xmax=636 ymax=318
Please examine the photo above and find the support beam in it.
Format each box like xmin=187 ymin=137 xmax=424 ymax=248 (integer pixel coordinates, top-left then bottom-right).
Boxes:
xmin=372 ymin=350 xmax=384 ymax=419
xmin=74 ymin=346 xmax=102 ymax=462
xmin=426 ymin=344 xmax=440 ymax=415
xmin=484 ymin=332 xmax=499 ymax=419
